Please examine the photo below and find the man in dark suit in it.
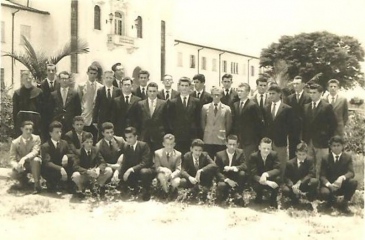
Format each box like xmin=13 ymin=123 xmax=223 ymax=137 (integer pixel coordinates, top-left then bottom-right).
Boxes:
xmin=111 ymin=63 xmax=125 ymax=88
xmin=231 ymin=83 xmax=264 ymax=160
xmin=215 ymin=135 xmax=248 ymax=205
xmin=111 ymin=77 xmax=141 ymax=136
xmin=167 ymin=77 xmax=201 ymax=155
xmin=303 ymin=84 xmax=337 ymax=178
xmin=191 ymin=74 xmax=213 ymax=105
xmin=136 ymin=82 xmax=168 ymax=151
xmin=282 ymin=142 xmax=318 ymax=204
xmin=41 ymin=121 xmax=74 ymax=192
xmin=157 ymin=74 xmax=179 ymax=100
xmin=134 ymin=70 xmax=150 ymax=100
xmin=249 ymin=137 xmax=281 ymax=208
xmin=64 ymin=116 xmax=89 ymax=156
xmin=118 ymin=127 xmax=154 ymax=201
xmin=51 ymin=71 xmax=81 ymax=134
xmin=93 ymin=70 xmax=122 ymax=138
xmin=319 ymin=136 xmax=357 ymax=213
xmin=220 ymin=74 xmax=239 ymax=106
xmin=252 ymin=76 xmax=270 ymax=115
xmin=285 ymin=76 xmax=311 ymax=159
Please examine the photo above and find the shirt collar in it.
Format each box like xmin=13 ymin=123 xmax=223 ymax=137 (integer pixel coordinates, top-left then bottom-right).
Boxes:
xmin=124 ymin=93 xmax=132 ymax=98
xmin=224 ymin=88 xmax=232 ymax=93
xmin=51 ymin=139 xmax=59 ymax=148
xmin=272 ymin=100 xmax=281 ymax=106
xmin=226 ymin=149 xmax=234 ymax=156
xmin=164 ymin=149 xmax=176 ymax=156
xmin=296 ymin=90 xmax=304 ymax=96
xmin=332 ymin=152 xmax=342 ymax=160
xmin=181 ymin=95 xmax=189 ymax=101
xmin=329 ymin=94 xmax=338 ymax=100
xmin=47 ymin=78 xmax=55 ymax=84
xmin=212 ymin=102 xmax=221 ymax=107
xmin=61 ymin=87 xmax=69 ymax=91
xmin=21 ymin=135 xmax=31 ymax=142
xmin=240 ymin=98 xmax=248 ymax=105
xmin=106 ymin=86 xmax=113 ymax=91
xmin=129 ymin=141 xmax=138 ymax=150
xmin=313 ymin=99 xmax=321 ymax=106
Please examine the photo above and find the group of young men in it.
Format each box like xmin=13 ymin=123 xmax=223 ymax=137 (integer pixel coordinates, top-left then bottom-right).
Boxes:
xmin=10 ymin=62 xmax=357 ymax=213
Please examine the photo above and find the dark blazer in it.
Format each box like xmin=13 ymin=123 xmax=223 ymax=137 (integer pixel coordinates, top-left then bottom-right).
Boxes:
xmin=51 ymin=88 xmax=82 ymax=133
xmin=249 ymin=151 xmax=281 ymax=182
xmin=134 ymin=86 xmax=148 ymax=100
xmin=93 ymin=86 xmax=122 ymax=128
xmin=285 ymin=92 xmax=311 ymax=124
xmin=215 ymin=149 xmax=247 ymax=181
xmin=136 ymin=98 xmax=168 ymax=144
xmin=320 ymin=152 xmax=354 ymax=185
xmin=167 ymin=96 xmax=201 ymax=141
xmin=303 ymin=100 xmax=337 ymax=148
xmin=96 ymin=136 xmax=125 ymax=165
xmin=39 ymin=79 xmax=60 ymax=124
xmin=110 ymin=94 xmax=141 ymax=136
xmin=263 ymin=102 xmax=295 ymax=147
xmin=41 ymin=139 xmax=73 ymax=171
xmin=112 ymin=78 xmax=123 ymax=88
xmin=220 ymin=89 xmax=239 ymax=107
xmin=73 ymin=147 xmax=106 ymax=174
xmin=157 ymin=89 xmax=179 ymax=100
xmin=284 ymin=157 xmax=315 ymax=185
xmin=63 ymin=130 xmax=89 ymax=156
xmin=324 ymin=95 xmax=349 ymax=137
xmin=190 ymin=90 xmax=213 ymax=105
xmin=231 ymin=99 xmax=264 ymax=146
xmin=181 ymin=152 xmax=217 ymax=179
xmin=121 ymin=141 xmax=152 ymax=173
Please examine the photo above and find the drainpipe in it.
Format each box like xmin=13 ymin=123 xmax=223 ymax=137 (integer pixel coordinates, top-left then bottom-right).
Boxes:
xmin=11 ymin=10 xmax=20 ymax=85
xmin=218 ymin=52 xmax=225 ymax=86
xmin=197 ymin=47 xmax=204 ymax=74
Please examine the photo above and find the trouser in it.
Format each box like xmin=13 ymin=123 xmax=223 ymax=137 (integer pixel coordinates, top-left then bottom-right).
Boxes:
xmin=282 ymin=178 xmax=319 ymax=201
xmin=319 ymin=179 xmax=358 ymax=202
xmin=157 ymin=172 xmax=181 ymax=192
xmin=180 ymin=168 xmax=216 ymax=189
xmin=204 ymin=144 xmax=226 ymax=159
xmin=307 ymin=140 xmax=329 ymax=179
xmin=217 ymin=170 xmax=248 ymax=201
xmin=71 ymin=167 xmax=113 ymax=191
xmin=252 ymin=178 xmax=280 ymax=203
xmin=42 ymin=161 xmax=73 ymax=188
xmin=84 ymin=124 xmax=99 ymax=145
xmin=272 ymin=143 xmax=288 ymax=182
xmin=10 ymin=157 xmax=42 ymax=185
xmin=119 ymin=168 xmax=155 ymax=192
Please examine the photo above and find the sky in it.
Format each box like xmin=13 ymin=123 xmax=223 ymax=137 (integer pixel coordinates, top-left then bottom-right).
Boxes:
xmin=174 ymin=0 xmax=365 ymax=65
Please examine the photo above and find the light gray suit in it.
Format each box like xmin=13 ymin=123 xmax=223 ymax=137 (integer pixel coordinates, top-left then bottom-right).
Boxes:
xmin=325 ymin=95 xmax=348 ymax=137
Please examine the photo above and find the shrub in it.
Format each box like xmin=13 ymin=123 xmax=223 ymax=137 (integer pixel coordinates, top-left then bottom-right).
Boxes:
xmin=0 ymin=84 xmax=14 ymax=142
xmin=344 ymin=111 xmax=365 ymax=154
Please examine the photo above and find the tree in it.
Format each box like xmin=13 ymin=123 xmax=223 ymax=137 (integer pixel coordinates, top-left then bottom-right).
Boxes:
xmin=2 ymin=35 xmax=89 ymax=83
xmin=260 ymin=31 xmax=365 ymax=89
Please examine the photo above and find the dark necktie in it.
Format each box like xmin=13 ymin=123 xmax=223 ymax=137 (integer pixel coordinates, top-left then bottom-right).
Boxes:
xmin=125 ymin=96 xmax=129 ymax=104
xmin=225 ymin=89 xmax=229 ymax=96
xmin=166 ymin=152 xmax=170 ymax=161
xmin=165 ymin=91 xmax=170 ymax=100
xmin=129 ymin=145 xmax=134 ymax=152
xmin=240 ymin=101 xmax=244 ymax=113
xmin=50 ymin=81 xmax=54 ymax=91
xmin=197 ymin=92 xmax=200 ymax=98
xmin=107 ymin=89 xmax=111 ymax=99
xmin=87 ymin=150 xmax=91 ymax=157
xmin=271 ymin=103 xmax=276 ymax=118
xmin=183 ymin=97 xmax=187 ymax=107
xmin=109 ymin=141 xmax=113 ymax=151
xmin=141 ymin=87 xmax=145 ymax=97
xmin=296 ymin=93 xmax=300 ymax=102
xmin=195 ymin=157 xmax=199 ymax=169
xmin=214 ymin=103 xmax=218 ymax=116
xmin=119 ymin=81 xmax=123 ymax=89
xmin=335 ymin=155 xmax=339 ymax=163
xmin=298 ymin=161 xmax=303 ymax=167
xmin=56 ymin=141 xmax=59 ymax=149
xmin=260 ymin=94 xmax=264 ymax=108
xmin=331 ymin=97 xmax=335 ymax=105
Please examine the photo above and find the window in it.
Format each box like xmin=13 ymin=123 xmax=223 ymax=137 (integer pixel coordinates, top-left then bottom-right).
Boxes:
xmin=230 ymin=62 xmax=234 ymax=74
xmin=114 ymin=12 xmax=124 ymax=35
xmin=94 ymin=5 xmax=101 ymax=30
xmin=1 ymin=21 xmax=4 ymax=43
xmin=190 ymin=55 xmax=196 ymax=68
xmin=235 ymin=63 xmax=239 ymax=74
xmin=212 ymin=58 xmax=217 ymax=71
xmin=201 ymin=57 xmax=206 ymax=70
xmin=136 ymin=16 xmax=142 ymax=38
xmin=177 ymin=52 xmax=183 ymax=67
xmin=230 ymin=62 xmax=239 ymax=74
xmin=251 ymin=66 xmax=255 ymax=77
xmin=222 ymin=60 xmax=227 ymax=72
xmin=20 ymin=25 xmax=31 ymax=44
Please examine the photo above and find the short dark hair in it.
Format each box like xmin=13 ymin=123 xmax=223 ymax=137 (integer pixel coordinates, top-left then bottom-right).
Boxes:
xmin=293 ymin=76 xmax=303 ymax=81
xmin=192 ymin=74 xmax=205 ymax=83
xmin=58 ymin=71 xmax=71 ymax=79
xmin=222 ymin=74 xmax=233 ymax=81
xmin=82 ymin=132 xmax=94 ymax=143
xmin=139 ymin=70 xmax=150 ymax=78
xmin=21 ymin=120 xmax=34 ymax=128
xmin=111 ymin=63 xmax=122 ymax=72
xmin=329 ymin=135 xmax=345 ymax=145
xmin=191 ymin=139 xmax=205 ymax=149
xmin=87 ymin=65 xmax=99 ymax=73
xmin=178 ymin=77 xmax=191 ymax=86
xmin=226 ymin=134 xmax=238 ymax=142
xmin=121 ymin=77 xmax=133 ymax=85
xmin=256 ymin=77 xmax=268 ymax=85
xmin=308 ymin=83 xmax=323 ymax=93
xmin=124 ymin=127 xmax=137 ymax=136
xmin=237 ymin=83 xmax=251 ymax=92
xmin=268 ymin=84 xmax=282 ymax=93
xmin=327 ymin=79 xmax=340 ymax=87
xmin=101 ymin=122 xmax=114 ymax=132
xmin=147 ymin=82 xmax=159 ymax=90
xmin=49 ymin=121 xmax=63 ymax=132
xmin=260 ymin=137 xmax=272 ymax=145
xmin=296 ymin=141 xmax=308 ymax=153
xmin=72 ymin=116 xmax=84 ymax=124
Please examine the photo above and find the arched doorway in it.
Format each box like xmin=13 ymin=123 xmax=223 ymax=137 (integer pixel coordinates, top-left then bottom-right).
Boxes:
xmin=132 ymin=66 xmax=141 ymax=89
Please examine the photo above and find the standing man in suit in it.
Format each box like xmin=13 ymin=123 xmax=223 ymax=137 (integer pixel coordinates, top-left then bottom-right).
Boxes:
xmin=111 ymin=77 xmax=141 ymax=137
xmin=111 ymin=63 xmax=125 ymax=88
xmin=285 ymin=76 xmax=312 ymax=159
xmin=9 ymin=121 xmax=42 ymax=194
xmin=249 ymin=137 xmax=281 ymax=208
xmin=201 ymin=87 xmax=232 ymax=158
xmin=64 ymin=116 xmax=89 ymax=156
xmin=325 ymin=79 xmax=348 ymax=137
xmin=134 ymin=70 xmax=150 ymax=100
xmin=41 ymin=121 xmax=74 ymax=192
xmin=220 ymin=74 xmax=239 ymax=107
xmin=51 ymin=71 xmax=81 ymax=134
xmin=264 ymin=84 xmax=295 ymax=181
xmin=282 ymin=142 xmax=318 ymax=204
xmin=136 ymin=82 xmax=168 ymax=152
xmin=191 ymin=74 xmax=213 ymax=105
xmin=157 ymin=74 xmax=179 ymax=100
xmin=167 ymin=77 xmax=201 ymax=155
xmin=252 ymin=77 xmax=270 ymax=114
xmin=320 ymin=136 xmax=357 ymax=213
xmin=78 ymin=65 xmax=103 ymax=144
xmin=303 ymin=84 xmax=337 ymax=178
xmin=231 ymin=83 xmax=264 ymax=160
xmin=93 ymin=70 xmax=122 ymax=138
xmin=215 ymin=135 xmax=248 ymax=206
xmin=154 ymin=134 xmax=182 ymax=199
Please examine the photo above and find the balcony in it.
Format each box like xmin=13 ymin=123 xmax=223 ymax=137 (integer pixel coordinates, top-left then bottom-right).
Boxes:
xmin=107 ymin=34 xmax=139 ymax=53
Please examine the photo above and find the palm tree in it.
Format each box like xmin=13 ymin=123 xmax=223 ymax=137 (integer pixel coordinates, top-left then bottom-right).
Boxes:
xmin=2 ymin=35 xmax=89 ymax=83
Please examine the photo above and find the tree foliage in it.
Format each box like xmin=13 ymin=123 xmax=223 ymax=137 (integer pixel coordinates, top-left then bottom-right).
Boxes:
xmin=260 ymin=31 xmax=365 ymax=89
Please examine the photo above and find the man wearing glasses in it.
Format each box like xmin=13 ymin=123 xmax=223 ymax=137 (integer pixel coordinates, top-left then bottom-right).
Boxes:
xmin=157 ymin=74 xmax=179 ymax=100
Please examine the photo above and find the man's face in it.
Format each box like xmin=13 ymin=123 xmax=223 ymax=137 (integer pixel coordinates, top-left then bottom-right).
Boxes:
xmin=179 ymin=82 xmax=190 ymax=95
xmin=103 ymin=73 xmax=114 ymax=87
xmin=330 ymin=142 xmax=343 ymax=155
xmin=162 ymin=76 xmax=173 ymax=88
xmin=211 ymin=89 xmax=222 ymax=104
xmin=87 ymin=70 xmax=98 ymax=82
xmin=222 ymin=78 xmax=233 ymax=89
xmin=114 ymin=65 xmax=125 ymax=79
xmin=237 ymin=87 xmax=249 ymax=100
xmin=47 ymin=65 xmax=57 ymax=80
xmin=83 ymin=139 xmax=93 ymax=150
xmin=296 ymin=151 xmax=307 ymax=161
xmin=193 ymin=79 xmax=204 ymax=91
xmin=257 ymin=81 xmax=268 ymax=94
xmin=21 ymin=73 xmax=34 ymax=87
xmin=73 ymin=120 xmax=84 ymax=133
xmin=309 ymin=89 xmax=321 ymax=102
xmin=191 ymin=146 xmax=203 ymax=158
xmin=59 ymin=74 xmax=70 ymax=88
xmin=147 ymin=86 xmax=158 ymax=99
xmin=21 ymin=124 xmax=33 ymax=137
xmin=102 ymin=129 xmax=114 ymax=141
xmin=226 ymin=139 xmax=238 ymax=153
xmin=163 ymin=138 xmax=175 ymax=151
xmin=268 ymin=90 xmax=281 ymax=102
xmin=125 ymin=133 xmax=137 ymax=145
xmin=50 ymin=127 xmax=62 ymax=141
xmin=328 ymin=83 xmax=339 ymax=95
xmin=292 ymin=79 xmax=304 ymax=93
xmin=259 ymin=142 xmax=272 ymax=158
xmin=122 ymin=80 xmax=132 ymax=94
xmin=139 ymin=74 xmax=149 ymax=87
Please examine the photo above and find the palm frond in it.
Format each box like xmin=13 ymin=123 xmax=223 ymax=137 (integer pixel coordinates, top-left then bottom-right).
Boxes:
xmin=50 ymin=38 xmax=89 ymax=64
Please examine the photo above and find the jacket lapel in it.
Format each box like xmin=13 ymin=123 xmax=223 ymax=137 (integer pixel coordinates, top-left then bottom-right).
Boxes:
xmin=274 ymin=103 xmax=284 ymax=121
xmin=65 ymin=90 xmax=73 ymax=107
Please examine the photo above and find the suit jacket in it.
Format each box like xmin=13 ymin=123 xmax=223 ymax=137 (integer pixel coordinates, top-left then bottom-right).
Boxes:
xmin=51 ymin=88 xmax=82 ymax=132
xmin=201 ymin=102 xmax=232 ymax=145
xmin=252 ymin=93 xmax=271 ymax=110
xmin=39 ymin=79 xmax=60 ymax=123
xmin=263 ymin=102 xmax=295 ymax=147
xmin=249 ymin=151 xmax=280 ymax=182
xmin=220 ymin=89 xmax=239 ymax=107
xmin=41 ymin=139 xmax=73 ymax=171
xmin=121 ymin=141 xmax=152 ymax=173
xmin=110 ymin=94 xmax=141 ymax=136
xmin=167 ymin=96 xmax=201 ymax=141
xmin=134 ymin=86 xmax=148 ymax=100
xmin=324 ymin=95 xmax=348 ymax=137
xmin=63 ymin=130 xmax=89 ymax=156
xmin=320 ymin=152 xmax=354 ymax=185
xmin=93 ymin=86 xmax=122 ymax=128
xmin=96 ymin=136 xmax=125 ymax=165
xmin=157 ymin=89 xmax=179 ymax=100
xmin=136 ymin=98 xmax=168 ymax=143
xmin=181 ymin=152 xmax=217 ymax=179
xmin=112 ymin=78 xmax=123 ymax=88
xmin=284 ymin=157 xmax=315 ymax=185
xmin=215 ymin=149 xmax=247 ymax=181
xmin=73 ymin=147 xmax=106 ymax=174
xmin=303 ymin=100 xmax=337 ymax=148
xmin=9 ymin=134 xmax=41 ymax=162
xmin=285 ymin=92 xmax=311 ymax=131
xmin=190 ymin=90 xmax=213 ymax=105
xmin=231 ymin=99 xmax=264 ymax=146
xmin=154 ymin=149 xmax=182 ymax=175
xmin=77 ymin=81 xmax=103 ymax=126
